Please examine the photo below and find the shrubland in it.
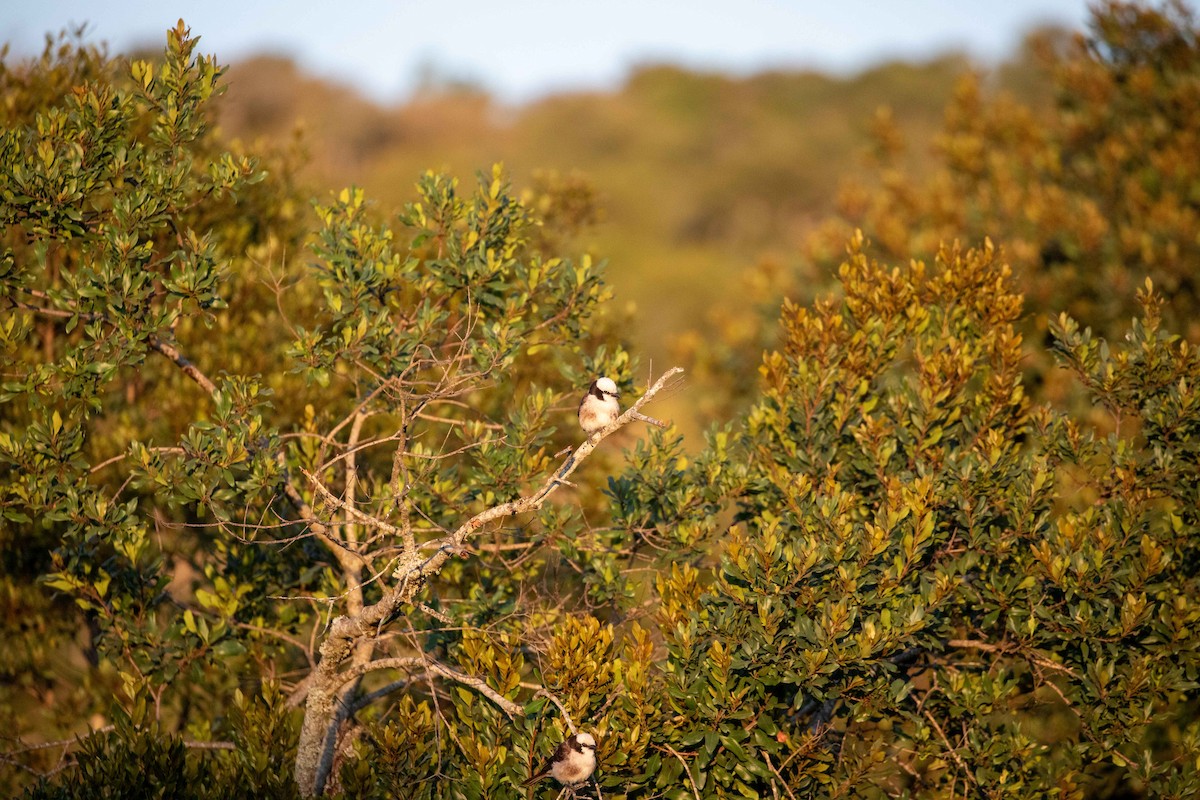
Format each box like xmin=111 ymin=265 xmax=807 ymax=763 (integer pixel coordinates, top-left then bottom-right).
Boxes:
xmin=2 ymin=4 xmax=1198 ymax=798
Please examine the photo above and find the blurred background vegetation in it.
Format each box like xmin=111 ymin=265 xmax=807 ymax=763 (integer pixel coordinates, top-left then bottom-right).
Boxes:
xmin=207 ymin=35 xmax=1058 ymax=434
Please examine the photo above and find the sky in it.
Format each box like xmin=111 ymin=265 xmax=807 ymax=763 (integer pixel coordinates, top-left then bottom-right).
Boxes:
xmin=1 ymin=1 xmax=1097 ymax=105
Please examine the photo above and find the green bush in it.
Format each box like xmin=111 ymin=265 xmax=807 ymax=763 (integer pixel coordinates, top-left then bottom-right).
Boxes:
xmin=638 ymin=239 xmax=1200 ymax=798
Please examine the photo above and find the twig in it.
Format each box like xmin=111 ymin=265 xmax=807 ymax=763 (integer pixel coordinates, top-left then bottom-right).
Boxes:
xmin=661 ymin=743 xmax=702 ymax=800
xmin=4 ymin=725 xmax=115 ymax=754
xmin=302 ymin=467 xmax=402 ymax=538
xmin=335 ymin=656 xmax=522 ymax=718
xmin=89 ymin=446 xmax=184 ymax=474
xmin=628 ymin=410 xmax=667 ymax=429
xmin=528 ymin=685 xmax=578 ymax=735
xmin=763 ymin=750 xmax=798 ymax=800
xmin=183 ymin=740 xmax=235 ymax=751
xmin=296 ymin=368 xmax=682 ymax=795
xmin=277 ymin=455 xmax=368 ymax=570
xmin=148 ymin=334 xmax=217 ymax=396
xmin=921 ymin=705 xmax=976 ymax=789
xmin=948 ymin=638 xmax=1078 ymax=678
xmin=389 ymin=367 xmax=683 ymax=586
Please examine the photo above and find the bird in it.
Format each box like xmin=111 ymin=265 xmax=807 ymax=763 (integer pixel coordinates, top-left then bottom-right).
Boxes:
xmin=578 ymin=377 xmax=621 ymax=435
xmin=522 ymin=731 xmax=598 ymax=789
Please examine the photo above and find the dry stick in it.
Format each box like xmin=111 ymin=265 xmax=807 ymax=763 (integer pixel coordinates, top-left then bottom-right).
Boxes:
xmin=762 ymin=751 xmax=798 ymax=800
xmin=148 ymin=334 xmax=217 ymax=395
xmin=295 ymin=367 xmax=683 ymax=796
xmin=921 ymin=705 xmax=977 ymax=789
xmin=524 ymin=684 xmax=578 ymax=735
xmin=335 ymin=656 xmax=522 ymax=718
xmin=662 ymin=743 xmax=702 ymax=800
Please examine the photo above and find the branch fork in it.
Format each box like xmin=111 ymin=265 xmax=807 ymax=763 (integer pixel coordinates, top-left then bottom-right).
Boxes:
xmin=293 ymin=367 xmax=682 ymax=796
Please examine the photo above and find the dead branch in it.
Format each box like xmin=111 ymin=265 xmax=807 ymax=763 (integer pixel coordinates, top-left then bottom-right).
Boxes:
xmin=336 ymin=656 xmax=522 ymax=718
xmin=293 ymin=367 xmax=682 ymax=796
xmin=148 ymin=334 xmax=217 ymax=396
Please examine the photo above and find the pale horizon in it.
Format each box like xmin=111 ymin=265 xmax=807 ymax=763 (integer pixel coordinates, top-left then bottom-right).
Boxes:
xmin=0 ymin=1 xmax=1096 ymax=105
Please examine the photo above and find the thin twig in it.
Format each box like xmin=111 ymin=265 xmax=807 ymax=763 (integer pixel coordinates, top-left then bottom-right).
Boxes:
xmin=529 ymin=685 xmax=577 ymax=735
xmin=89 ymin=446 xmax=184 ymax=474
xmin=296 ymin=368 xmax=682 ymax=795
xmin=948 ymin=638 xmax=1078 ymax=678
xmin=183 ymin=740 xmax=235 ymax=751
xmin=921 ymin=705 xmax=976 ymax=789
xmin=302 ymin=467 xmax=402 ymax=538
xmin=5 ymin=725 xmax=114 ymax=754
xmin=661 ymin=743 xmax=702 ymax=800
xmin=335 ymin=656 xmax=522 ymax=718
xmin=763 ymin=750 xmax=798 ymax=800
xmin=148 ymin=334 xmax=217 ymax=396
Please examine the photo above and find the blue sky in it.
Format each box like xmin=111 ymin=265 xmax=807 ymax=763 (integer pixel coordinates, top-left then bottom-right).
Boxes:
xmin=2 ymin=1 xmax=1095 ymax=104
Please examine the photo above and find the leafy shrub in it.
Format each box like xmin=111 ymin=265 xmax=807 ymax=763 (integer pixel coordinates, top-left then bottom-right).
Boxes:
xmin=640 ymin=239 xmax=1200 ymax=798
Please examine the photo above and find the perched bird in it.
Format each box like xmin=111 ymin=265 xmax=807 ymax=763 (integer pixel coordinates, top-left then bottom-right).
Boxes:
xmin=578 ymin=377 xmax=621 ymax=434
xmin=522 ymin=732 xmax=598 ymax=788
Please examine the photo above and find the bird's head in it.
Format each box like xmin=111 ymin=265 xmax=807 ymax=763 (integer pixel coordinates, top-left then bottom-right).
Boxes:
xmin=574 ymin=732 xmax=597 ymax=751
xmin=594 ymin=377 xmax=618 ymax=398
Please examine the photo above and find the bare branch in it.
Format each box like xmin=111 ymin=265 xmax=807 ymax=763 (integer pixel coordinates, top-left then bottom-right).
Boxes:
xmin=343 ymin=412 xmax=367 ymax=548
xmin=183 ymin=740 xmax=235 ymax=751
xmin=4 ymin=725 xmax=115 ymax=754
xmin=90 ymin=446 xmax=185 ymax=474
xmin=337 ymin=656 xmax=522 ymax=718
xmin=233 ymin=620 xmax=316 ymax=667
xmin=921 ymin=704 xmax=977 ymax=789
xmin=763 ymin=750 xmax=798 ymax=800
xmin=661 ymin=743 xmax=703 ymax=800
xmin=393 ymin=367 xmax=684 ymax=586
xmin=389 ymin=392 xmax=417 ymax=553
xmin=294 ymin=368 xmax=683 ymax=796
xmin=520 ymin=683 xmax=578 ymax=735
xmin=302 ymin=468 xmax=402 ymax=539
xmin=278 ymin=455 xmax=368 ymax=571
xmin=948 ymin=638 xmax=1078 ymax=678
xmin=148 ymin=334 xmax=217 ymax=396
xmin=629 ymin=410 xmax=667 ymax=429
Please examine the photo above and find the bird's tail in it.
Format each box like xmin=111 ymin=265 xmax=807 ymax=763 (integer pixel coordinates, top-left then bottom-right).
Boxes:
xmin=521 ymin=772 xmax=546 ymax=787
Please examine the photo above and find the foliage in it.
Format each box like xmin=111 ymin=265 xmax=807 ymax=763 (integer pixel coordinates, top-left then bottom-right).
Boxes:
xmin=634 ymin=240 xmax=1200 ymax=798
xmin=682 ymin=1 xmax=1200 ymax=420
xmin=4 ymin=5 xmax=1200 ymax=800
xmin=24 ymin=688 xmax=300 ymax=800
xmin=0 ymin=21 xmax=308 ymax=787
xmin=817 ymin=0 xmax=1200 ymax=344
xmin=215 ymin=43 xmax=985 ymax=435
xmin=0 ymin=20 xmax=653 ymax=798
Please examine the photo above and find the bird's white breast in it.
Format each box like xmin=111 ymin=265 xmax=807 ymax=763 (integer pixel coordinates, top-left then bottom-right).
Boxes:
xmin=551 ymin=748 xmax=596 ymax=784
xmin=579 ymin=393 xmax=620 ymax=433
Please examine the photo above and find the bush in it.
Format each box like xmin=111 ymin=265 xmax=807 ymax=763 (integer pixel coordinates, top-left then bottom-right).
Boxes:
xmin=640 ymin=238 xmax=1200 ymax=798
